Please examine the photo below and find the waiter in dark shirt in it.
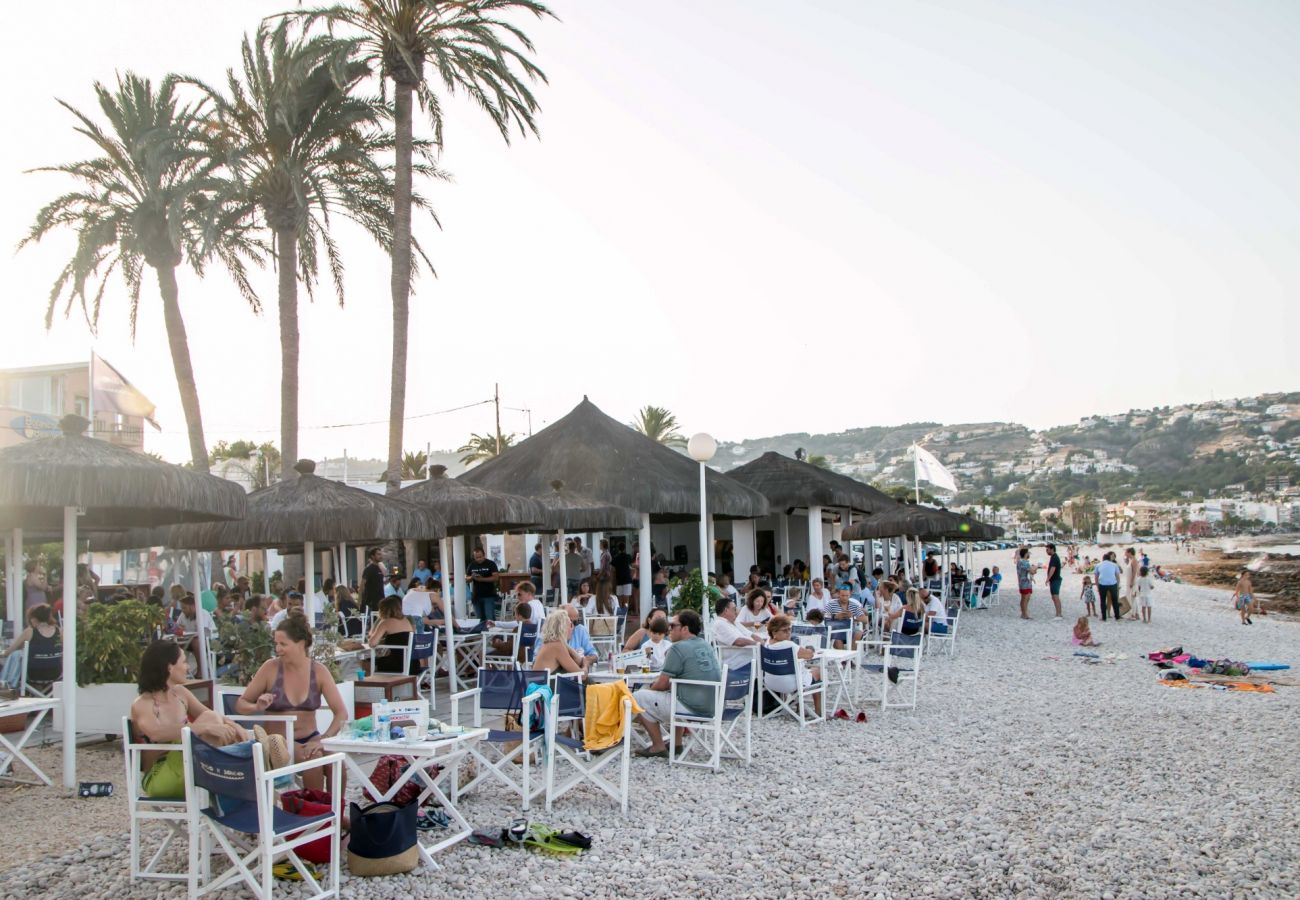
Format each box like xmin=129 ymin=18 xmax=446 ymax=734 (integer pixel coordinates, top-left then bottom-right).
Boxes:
xmin=528 ymin=543 xmax=544 ymax=594
xmin=361 ymin=548 xmax=385 ymax=614
xmin=467 ymin=546 xmax=500 ymax=621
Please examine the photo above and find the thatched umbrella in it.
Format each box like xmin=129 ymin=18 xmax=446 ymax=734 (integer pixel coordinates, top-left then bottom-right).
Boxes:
xmin=461 ymin=398 xmax=769 ymax=521
xmin=460 ymin=397 xmax=770 ymax=619
xmin=0 ymin=414 xmax=245 ymax=789
xmin=727 ymin=451 xmax=900 ymax=579
xmin=167 ymin=459 xmax=445 ymax=619
xmin=397 ymin=464 xmax=547 ymax=691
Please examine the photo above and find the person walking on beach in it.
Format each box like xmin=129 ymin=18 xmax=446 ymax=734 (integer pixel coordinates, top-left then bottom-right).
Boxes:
xmin=1094 ymin=553 xmax=1122 ymax=621
xmin=1045 ymin=544 xmax=1063 ymax=619
xmin=1230 ymin=569 xmax=1256 ymax=625
xmin=1016 ymin=548 xmax=1038 ymax=620
xmin=1123 ymin=548 xmax=1140 ymax=620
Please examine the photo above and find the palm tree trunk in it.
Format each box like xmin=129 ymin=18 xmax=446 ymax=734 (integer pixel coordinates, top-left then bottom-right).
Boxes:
xmin=277 ymin=229 xmax=300 ymax=480
xmin=154 ymin=263 xmax=209 ymax=473
xmin=385 ymin=80 xmax=415 ymax=496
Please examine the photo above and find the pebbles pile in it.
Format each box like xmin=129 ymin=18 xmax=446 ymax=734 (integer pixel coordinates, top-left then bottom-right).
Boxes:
xmin=2 ymin=550 xmax=1297 ymax=898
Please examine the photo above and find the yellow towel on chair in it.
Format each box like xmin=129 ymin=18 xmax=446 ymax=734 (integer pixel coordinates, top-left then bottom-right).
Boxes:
xmin=583 ymin=680 xmax=643 ymax=751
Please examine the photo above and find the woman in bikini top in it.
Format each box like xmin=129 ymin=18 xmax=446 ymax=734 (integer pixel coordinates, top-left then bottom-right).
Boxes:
xmin=236 ymin=614 xmax=348 ymax=791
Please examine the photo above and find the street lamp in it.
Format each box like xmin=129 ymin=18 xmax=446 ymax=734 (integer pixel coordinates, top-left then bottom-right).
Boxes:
xmin=687 ymin=432 xmax=717 ymax=629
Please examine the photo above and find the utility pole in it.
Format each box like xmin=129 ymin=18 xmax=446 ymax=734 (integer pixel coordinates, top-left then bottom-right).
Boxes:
xmin=494 ymin=383 xmax=503 ymax=455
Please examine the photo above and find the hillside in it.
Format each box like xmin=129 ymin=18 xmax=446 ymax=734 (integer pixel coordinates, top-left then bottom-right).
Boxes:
xmin=715 ymin=391 xmax=1300 ymax=508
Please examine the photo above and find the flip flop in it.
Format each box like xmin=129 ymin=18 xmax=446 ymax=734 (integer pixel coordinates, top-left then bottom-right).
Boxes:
xmin=555 ymin=830 xmax=592 ymax=850
xmin=467 ymin=829 xmax=504 ymax=848
xmin=634 ymin=748 xmax=668 ymax=759
xmin=855 ymin=712 xmax=868 ymax=724
xmin=271 ymin=861 xmax=318 ymax=881
xmin=524 ymin=823 xmax=584 ymax=854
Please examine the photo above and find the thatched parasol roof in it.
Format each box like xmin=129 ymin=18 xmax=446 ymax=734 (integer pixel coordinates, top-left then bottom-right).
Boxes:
xmin=535 ymin=480 xmax=642 ymax=532
xmin=459 ymin=397 xmax=770 ymax=522
xmin=0 ymin=415 xmax=245 ymax=530
xmin=726 ymin=451 xmax=897 ymax=515
xmin=840 ymin=502 xmax=966 ymax=540
xmin=165 ymin=459 xmax=445 ymax=550
xmin=398 ymin=465 xmax=546 ymax=536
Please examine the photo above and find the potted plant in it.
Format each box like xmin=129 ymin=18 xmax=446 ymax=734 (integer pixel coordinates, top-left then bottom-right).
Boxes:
xmin=54 ymin=599 xmax=165 ymax=736
xmin=671 ymin=568 xmax=720 ymax=615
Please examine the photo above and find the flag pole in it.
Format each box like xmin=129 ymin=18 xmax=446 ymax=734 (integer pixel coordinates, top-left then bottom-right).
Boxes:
xmin=913 ymin=443 xmax=920 ymax=504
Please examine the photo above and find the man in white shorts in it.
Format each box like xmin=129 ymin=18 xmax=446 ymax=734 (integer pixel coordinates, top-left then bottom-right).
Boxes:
xmin=633 ymin=610 xmax=722 ymax=758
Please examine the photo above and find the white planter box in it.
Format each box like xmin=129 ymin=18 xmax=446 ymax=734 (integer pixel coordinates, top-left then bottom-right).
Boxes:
xmin=52 ymin=681 xmax=138 ymax=736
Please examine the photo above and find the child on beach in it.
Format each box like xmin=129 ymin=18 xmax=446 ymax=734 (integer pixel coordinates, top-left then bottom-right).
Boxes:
xmin=1072 ymin=616 xmax=1100 ymax=647
xmin=1137 ymin=566 xmax=1154 ymax=623
xmin=1080 ymin=576 xmax=1097 ymax=618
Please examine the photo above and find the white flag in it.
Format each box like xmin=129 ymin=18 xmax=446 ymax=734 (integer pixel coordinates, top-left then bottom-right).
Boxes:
xmin=92 ymin=353 xmax=159 ymax=429
xmin=913 ymin=444 xmax=957 ymax=492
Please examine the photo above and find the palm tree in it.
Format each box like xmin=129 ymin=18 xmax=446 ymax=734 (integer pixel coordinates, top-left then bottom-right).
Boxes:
xmin=401 ymin=449 xmax=428 ymax=479
xmin=21 ymin=74 xmax=261 ymax=473
xmin=458 ymin=431 xmax=515 ymax=466
xmin=630 ymin=405 xmax=686 ymax=448
xmin=291 ymin=1 xmax=554 ymax=494
xmin=189 ymin=22 xmax=436 ymax=480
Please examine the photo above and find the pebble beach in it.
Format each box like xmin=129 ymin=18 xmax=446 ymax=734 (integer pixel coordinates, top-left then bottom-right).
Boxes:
xmin=2 ymin=545 xmax=1297 ymax=899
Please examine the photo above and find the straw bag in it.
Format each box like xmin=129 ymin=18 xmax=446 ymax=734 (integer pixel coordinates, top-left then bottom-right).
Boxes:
xmin=347 ymin=801 xmax=418 ymax=876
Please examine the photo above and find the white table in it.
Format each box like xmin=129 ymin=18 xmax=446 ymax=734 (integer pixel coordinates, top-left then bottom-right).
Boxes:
xmin=0 ymin=697 xmax=60 ymax=786
xmin=321 ymin=728 xmax=487 ymax=868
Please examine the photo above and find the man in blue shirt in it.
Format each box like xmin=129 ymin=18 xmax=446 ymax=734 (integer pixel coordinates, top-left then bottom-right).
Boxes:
xmin=1094 ymin=552 xmax=1123 ymax=621
xmin=564 ymin=605 xmax=599 ymax=667
xmin=411 ymin=559 xmax=433 ymax=583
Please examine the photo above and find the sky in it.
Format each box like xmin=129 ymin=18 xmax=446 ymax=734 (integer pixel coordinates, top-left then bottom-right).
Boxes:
xmin=2 ymin=0 xmax=1297 ymax=464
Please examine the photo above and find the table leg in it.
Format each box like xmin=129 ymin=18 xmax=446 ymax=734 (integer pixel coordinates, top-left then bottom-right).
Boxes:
xmin=0 ymin=708 xmax=52 ymax=786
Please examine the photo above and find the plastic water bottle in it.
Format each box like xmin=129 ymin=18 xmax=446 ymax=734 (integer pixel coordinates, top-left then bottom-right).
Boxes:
xmin=375 ymin=700 xmax=390 ymax=742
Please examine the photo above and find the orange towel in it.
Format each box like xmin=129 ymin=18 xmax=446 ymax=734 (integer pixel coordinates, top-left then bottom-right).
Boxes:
xmin=583 ymin=680 xmax=643 ymax=751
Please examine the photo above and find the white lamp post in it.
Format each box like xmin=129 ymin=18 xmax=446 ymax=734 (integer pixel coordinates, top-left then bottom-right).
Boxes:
xmin=687 ymin=432 xmax=717 ymax=632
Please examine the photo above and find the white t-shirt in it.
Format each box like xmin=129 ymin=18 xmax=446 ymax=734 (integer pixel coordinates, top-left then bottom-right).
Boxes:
xmin=721 ymin=584 xmax=739 ymax=600
xmin=805 ymin=590 xmax=829 ymax=614
xmin=924 ymin=594 xmax=946 ymax=624
xmin=737 ymin=606 xmax=773 ymax=630
xmin=526 ymin=600 xmax=546 ymax=629
xmin=269 ymin=608 xmax=291 ymax=630
xmin=888 ymin=597 xmax=905 ymax=633
xmin=1137 ymin=575 xmax=1154 ymax=602
xmin=712 ymin=617 xmax=756 ymax=669
xmin=643 ymin=635 xmax=672 ymax=668
xmin=762 ymin=640 xmax=813 ymax=693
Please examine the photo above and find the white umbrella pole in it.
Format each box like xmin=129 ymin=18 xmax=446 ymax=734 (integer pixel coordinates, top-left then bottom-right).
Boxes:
xmin=7 ymin=528 xmax=20 ymax=637
xmin=451 ymin=535 xmax=467 ymax=619
xmin=807 ymin=506 xmax=823 ymax=591
xmin=439 ymin=537 xmax=455 ymax=695
xmin=557 ymin=529 xmax=568 ymax=606
xmin=637 ymin=513 xmax=652 ymax=623
xmin=62 ymin=506 xmax=77 ymax=790
xmin=303 ymin=541 xmax=316 ymax=620
xmin=337 ymin=543 xmax=347 ymax=590
xmin=190 ymin=549 xmax=207 ymax=680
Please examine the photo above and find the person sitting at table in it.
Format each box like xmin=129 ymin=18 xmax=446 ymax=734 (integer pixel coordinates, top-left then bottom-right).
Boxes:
xmin=368 ymin=596 xmax=416 ymax=673
xmin=781 ymin=586 xmax=804 ymax=617
xmin=384 ymin=572 xmax=405 ymax=599
xmin=488 ymin=601 xmax=533 ymax=663
xmin=764 ymin=615 xmax=822 ymax=715
xmin=632 ymin=610 xmax=721 ymax=759
xmin=269 ymin=591 xmax=304 ymax=630
xmin=826 ymin=585 xmax=868 ymax=648
xmin=565 ymin=605 xmax=600 ymax=667
xmin=588 ymin=576 xmax=618 ymax=619
xmin=1 ymin=603 xmax=61 ymax=690
xmin=175 ymin=593 xmax=216 ymax=672
xmin=333 ymin=585 xmax=361 ymax=632
xmin=711 ymin=596 xmax=759 ymax=671
xmin=921 ymin=587 xmax=948 ymax=634
xmin=515 ymin=582 xmax=546 ymax=629
xmin=641 ymin=617 xmax=672 ymax=669
xmin=131 ymin=640 xmax=252 ymax=798
xmin=237 ymin=615 xmax=347 ymax=791
xmin=532 ymin=609 xmax=587 ymax=675
xmin=737 ymin=588 xmax=775 ymax=633
xmin=804 ymin=578 xmax=830 ymax=615
xmin=624 ymin=608 xmax=668 ymax=651
xmin=900 ymin=588 xmax=926 ymax=636
xmin=571 ymin=578 xmax=594 ymax=613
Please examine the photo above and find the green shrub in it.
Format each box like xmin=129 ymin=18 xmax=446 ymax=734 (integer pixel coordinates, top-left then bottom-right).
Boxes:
xmin=76 ymin=600 xmax=166 ymax=686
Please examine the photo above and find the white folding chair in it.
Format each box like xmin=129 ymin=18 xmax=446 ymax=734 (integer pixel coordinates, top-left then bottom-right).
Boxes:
xmin=883 ymin=632 xmax=922 ymax=710
xmin=926 ymin=605 xmax=960 ymax=657
xmin=18 ymin=643 xmax=61 ymax=699
xmin=670 ymin=663 xmax=753 ymax=770
xmin=586 ymin=615 xmax=619 ymax=658
xmin=450 ymin=669 xmax=549 ymax=809
xmin=181 ymin=727 xmax=343 ymax=898
xmin=480 ymin=629 xmax=519 ymax=670
xmin=122 ymin=717 xmax=188 ymax=883
xmin=759 ymin=645 xmax=824 ymax=727
xmin=545 ymin=676 xmax=633 ymax=814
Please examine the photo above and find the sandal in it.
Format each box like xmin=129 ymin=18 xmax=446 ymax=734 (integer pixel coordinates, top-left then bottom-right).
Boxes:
xmin=467 ymin=829 xmax=504 ymax=848
xmin=271 ymin=861 xmax=318 ymax=881
xmin=555 ymin=829 xmax=592 ymax=850
xmin=416 ymin=809 xmax=449 ymax=831
xmin=524 ymin=823 xmax=585 ymax=854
